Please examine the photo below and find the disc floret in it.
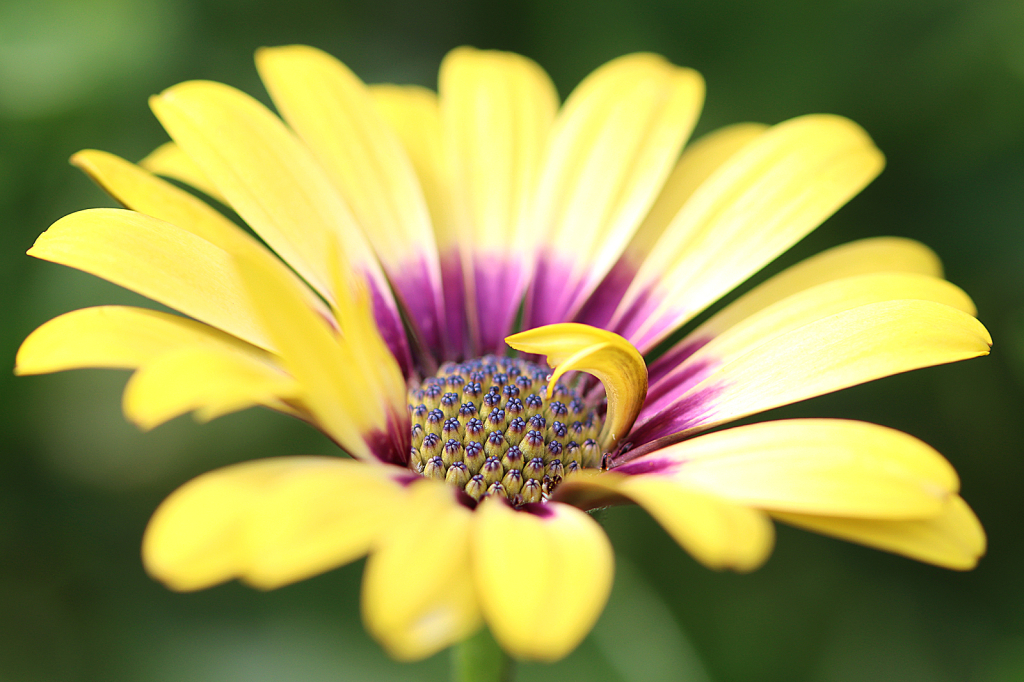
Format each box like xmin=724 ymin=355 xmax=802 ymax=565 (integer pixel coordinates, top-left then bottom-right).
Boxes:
xmin=408 ymin=356 xmax=603 ymax=504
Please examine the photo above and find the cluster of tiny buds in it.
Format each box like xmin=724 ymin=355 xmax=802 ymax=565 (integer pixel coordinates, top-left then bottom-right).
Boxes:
xmin=407 ymin=355 xmax=604 ymax=505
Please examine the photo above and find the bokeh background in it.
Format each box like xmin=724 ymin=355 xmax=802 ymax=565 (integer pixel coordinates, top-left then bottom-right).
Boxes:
xmin=2 ymin=0 xmax=1023 ymax=680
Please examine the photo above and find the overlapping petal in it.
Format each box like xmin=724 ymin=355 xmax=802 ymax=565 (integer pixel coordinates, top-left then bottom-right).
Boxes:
xmin=631 ymin=299 xmax=990 ymax=444
xmin=640 ymin=272 xmax=979 ymax=421
xmin=370 ymin=84 xmax=466 ymax=355
xmin=123 ymin=346 xmax=298 ymax=429
xmin=556 ymin=472 xmax=774 ymax=572
xmin=608 ymin=114 xmax=885 ymax=353
xmin=256 ymin=46 xmax=449 ymax=360
xmin=15 ymin=305 xmax=261 ymax=374
xmin=28 ymin=208 xmax=275 ymax=350
xmin=524 ymin=54 xmax=705 ymax=327
xmin=646 ymin=236 xmax=946 ymax=382
xmin=617 ymin=420 xmax=961 ymax=519
xmin=577 ymin=122 xmax=768 ymax=329
xmin=143 ymin=456 xmax=407 ymax=591
xmin=71 ymin=149 xmax=332 ymax=321
xmin=234 ymin=245 xmax=408 ymax=464
xmin=139 ymin=140 xmax=225 ymax=203
xmin=771 ymin=495 xmax=985 ymax=570
xmin=150 ymin=79 xmax=412 ymax=373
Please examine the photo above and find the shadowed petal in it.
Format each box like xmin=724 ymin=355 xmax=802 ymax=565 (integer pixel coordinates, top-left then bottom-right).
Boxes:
xmin=771 ymin=494 xmax=985 ymax=570
xmin=556 ymin=472 xmax=774 ymax=572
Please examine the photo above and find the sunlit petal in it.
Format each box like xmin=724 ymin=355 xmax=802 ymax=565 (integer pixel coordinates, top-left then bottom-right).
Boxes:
xmin=28 ymin=208 xmax=274 ymax=350
xmin=525 ymin=54 xmax=705 ymax=327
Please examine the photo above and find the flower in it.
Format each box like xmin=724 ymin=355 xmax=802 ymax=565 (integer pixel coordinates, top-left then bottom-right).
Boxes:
xmin=16 ymin=45 xmax=990 ymax=664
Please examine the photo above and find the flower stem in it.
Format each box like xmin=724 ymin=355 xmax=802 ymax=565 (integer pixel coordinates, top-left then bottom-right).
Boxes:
xmin=450 ymin=628 xmax=515 ymax=682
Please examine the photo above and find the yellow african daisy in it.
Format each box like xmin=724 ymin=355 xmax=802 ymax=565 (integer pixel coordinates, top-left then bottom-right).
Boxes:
xmin=16 ymin=45 xmax=989 ymax=671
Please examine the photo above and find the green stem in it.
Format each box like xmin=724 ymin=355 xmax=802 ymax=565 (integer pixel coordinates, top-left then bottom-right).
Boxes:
xmin=450 ymin=628 xmax=515 ymax=682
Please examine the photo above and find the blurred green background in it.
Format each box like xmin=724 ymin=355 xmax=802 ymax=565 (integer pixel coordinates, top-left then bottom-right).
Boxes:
xmin=2 ymin=0 xmax=1023 ymax=680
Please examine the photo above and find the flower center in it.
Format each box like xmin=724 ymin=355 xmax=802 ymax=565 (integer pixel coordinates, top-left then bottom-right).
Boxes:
xmin=407 ymin=355 xmax=605 ymax=505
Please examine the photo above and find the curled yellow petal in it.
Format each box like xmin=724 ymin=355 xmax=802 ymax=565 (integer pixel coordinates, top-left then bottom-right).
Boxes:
xmin=506 ymin=323 xmax=647 ymax=450
xmin=472 ymin=498 xmax=614 ymax=661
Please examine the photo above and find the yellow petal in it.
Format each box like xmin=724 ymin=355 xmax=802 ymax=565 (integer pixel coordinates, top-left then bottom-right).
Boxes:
xmin=143 ymin=456 xmax=405 ymax=591
xmin=123 ymin=346 xmax=298 ymax=430
xmin=506 ymin=323 xmax=647 ymax=450
xmin=150 ymin=80 xmax=391 ymax=315
xmin=139 ymin=140 xmax=225 ymax=203
xmin=690 ymin=236 xmax=945 ymax=340
xmin=473 ymin=498 xmax=614 ymax=661
xmin=556 ymin=471 xmax=774 ymax=572
xmin=362 ymin=481 xmax=481 ymax=661
xmin=646 ymin=272 xmax=979 ymax=409
xmin=612 ymin=114 xmax=886 ymax=352
xmin=441 ymin=46 xmax=557 ymax=253
xmin=441 ymin=47 xmax=558 ymax=352
xmin=28 ymin=208 xmax=274 ymax=350
xmin=526 ymin=54 xmax=705 ymax=323
xmin=772 ymin=494 xmax=985 ymax=570
xmin=682 ymin=301 xmax=991 ymax=436
xmin=621 ymin=122 xmax=769 ymax=268
xmin=370 ymin=83 xmax=468 ymax=356
xmin=15 ymin=305 xmax=262 ymax=375
xmin=71 ymin=149 xmax=331 ymax=320
xmin=256 ymin=46 xmax=442 ymax=282
xmin=233 ymin=245 xmax=407 ymax=462
xmin=630 ymin=419 xmax=960 ymax=519
xmin=369 ymin=84 xmax=455 ymax=251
